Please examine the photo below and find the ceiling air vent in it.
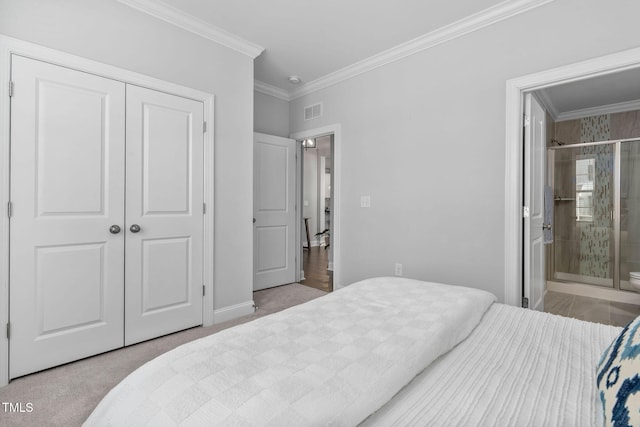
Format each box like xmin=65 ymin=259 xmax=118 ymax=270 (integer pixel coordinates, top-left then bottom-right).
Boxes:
xmin=304 ymin=103 xmax=322 ymax=121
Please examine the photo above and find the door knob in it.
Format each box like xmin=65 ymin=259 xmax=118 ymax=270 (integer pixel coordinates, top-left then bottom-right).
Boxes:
xmin=542 ymin=224 xmax=552 ymax=230
xmin=130 ymin=224 xmax=141 ymax=233
xmin=109 ymin=225 xmax=121 ymax=234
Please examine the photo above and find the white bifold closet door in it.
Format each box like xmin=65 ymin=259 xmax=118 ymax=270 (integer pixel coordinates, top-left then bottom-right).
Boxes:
xmin=9 ymin=56 xmax=126 ymax=378
xmin=124 ymin=85 xmax=204 ymax=346
xmin=9 ymin=56 xmax=204 ymax=378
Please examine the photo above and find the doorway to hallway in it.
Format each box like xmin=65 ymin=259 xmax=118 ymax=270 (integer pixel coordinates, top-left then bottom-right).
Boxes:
xmin=291 ymin=124 xmax=342 ymax=291
xmin=299 ymin=134 xmax=334 ymax=292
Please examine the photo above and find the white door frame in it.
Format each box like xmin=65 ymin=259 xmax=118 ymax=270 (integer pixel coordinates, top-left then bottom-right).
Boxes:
xmin=0 ymin=35 xmax=216 ymax=387
xmin=291 ymin=124 xmax=342 ymax=290
xmin=504 ymin=46 xmax=640 ymax=307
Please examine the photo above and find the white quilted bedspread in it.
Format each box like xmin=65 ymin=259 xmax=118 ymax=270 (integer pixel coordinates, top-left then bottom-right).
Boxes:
xmin=84 ymin=277 xmax=496 ymax=427
xmin=363 ymin=303 xmax=620 ymax=427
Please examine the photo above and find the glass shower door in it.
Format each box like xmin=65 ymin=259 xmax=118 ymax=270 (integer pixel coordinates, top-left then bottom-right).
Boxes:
xmin=552 ymin=143 xmax=615 ymax=287
xmin=620 ymin=140 xmax=640 ymax=291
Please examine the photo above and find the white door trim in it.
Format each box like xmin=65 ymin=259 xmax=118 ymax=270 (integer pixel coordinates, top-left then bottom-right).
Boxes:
xmin=504 ymin=46 xmax=640 ymax=307
xmin=290 ymin=124 xmax=342 ymax=290
xmin=0 ymin=35 xmax=216 ymax=386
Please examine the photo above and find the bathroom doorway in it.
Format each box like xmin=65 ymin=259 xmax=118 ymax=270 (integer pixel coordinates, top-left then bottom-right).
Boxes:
xmin=506 ymin=48 xmax=640 ymax=326
xmin=534 ymin=95 xmax=640 ymax=325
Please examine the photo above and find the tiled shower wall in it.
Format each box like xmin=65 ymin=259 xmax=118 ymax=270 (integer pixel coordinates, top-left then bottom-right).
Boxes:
xmin=552 ymin=110 xmax=640 ymax=280
xmin=578 ymin=116 xmax=611 ymax=279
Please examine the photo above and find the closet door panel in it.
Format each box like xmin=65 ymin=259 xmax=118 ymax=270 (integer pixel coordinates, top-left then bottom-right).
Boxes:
xmin=142 ymin=103 xmax=191 ymax=214
xmin=9 ymin=55 xmax=126 ymax=378
xmin=125 ymin=85 xmax=204 ymax=345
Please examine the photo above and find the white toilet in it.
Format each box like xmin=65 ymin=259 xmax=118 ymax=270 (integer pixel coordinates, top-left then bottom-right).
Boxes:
xmin=630 ymin=272 xmax=640 ymax=291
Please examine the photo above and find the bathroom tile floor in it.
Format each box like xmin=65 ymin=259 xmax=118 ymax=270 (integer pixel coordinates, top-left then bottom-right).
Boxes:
xmin=545 ymin=290 xmax=640 ymax=327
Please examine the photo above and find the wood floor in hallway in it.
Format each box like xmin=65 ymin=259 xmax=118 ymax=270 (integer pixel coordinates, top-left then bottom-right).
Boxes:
xmin=300 ymin=246 xmax=333 ymax=292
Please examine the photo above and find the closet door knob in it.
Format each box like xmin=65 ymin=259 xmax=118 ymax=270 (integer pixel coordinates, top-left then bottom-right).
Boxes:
xmin=109 ymin=225 xmax=121 ymax=234
xmin=130 ymin=224 xmax=141 ymax=233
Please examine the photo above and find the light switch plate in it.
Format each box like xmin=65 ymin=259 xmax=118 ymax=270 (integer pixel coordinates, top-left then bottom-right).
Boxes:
xmin=360 ymin=196 xmax=371 ymax=208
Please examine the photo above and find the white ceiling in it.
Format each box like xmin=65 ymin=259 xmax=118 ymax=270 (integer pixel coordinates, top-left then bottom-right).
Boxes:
xmin=537 ymin=68 xmax=640 ymax=120
xmin=123 ymin=0 xmax=640 ymax=111
xmin=157 ymin=0 xmax=505 ymax=91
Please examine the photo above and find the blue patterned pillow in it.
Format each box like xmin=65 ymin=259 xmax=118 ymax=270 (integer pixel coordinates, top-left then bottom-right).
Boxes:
xmin=597 ymin=316 xmax=640 ymax=427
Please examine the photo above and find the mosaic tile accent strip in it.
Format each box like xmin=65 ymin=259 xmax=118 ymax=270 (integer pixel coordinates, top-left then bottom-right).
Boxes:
xmin=579 ymin=115 xmax=612 ymax=279
xmin=581 ymin=114 xmax=611 ymax=143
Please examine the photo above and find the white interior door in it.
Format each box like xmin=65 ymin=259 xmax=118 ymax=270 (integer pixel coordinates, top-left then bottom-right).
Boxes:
xmin=124 ymin=85 xmax=204 ymax=345
xmin=9 ymin=56 xmax=126 ymax=378
xmin=254 ymin=133 xmax=296 ymax=290
xmin=524 ymin=93 xmax=546 ymax=311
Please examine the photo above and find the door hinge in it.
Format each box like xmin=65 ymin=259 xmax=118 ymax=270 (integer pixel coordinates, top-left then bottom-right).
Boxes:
xmin=523 ymin=114 xmax=530 ymax=127
xmin=8 ymin=81 xmax=13 ymax=97
xmin=202 ymin=285 xmax=205 ymax=296
xmin=203 ymin=203 xmax=206 ymax=214
xmin=7 ymin=201 xmax=12 ymax=218
xmin=6 ymin=323 xmax=10 ymax=339
xmin=203 ymin=122 xmax=207 ymax=133
xmin=522 ymin=297 xmax=529 ymax=308
xmin=522 ymin=206 xmax=530 ymax=218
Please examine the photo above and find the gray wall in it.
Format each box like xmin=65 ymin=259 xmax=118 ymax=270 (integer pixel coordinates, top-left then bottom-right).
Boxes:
xmin=0 ymin=0 xmax=255 ymax=310
xmin=254 ymin=91 xmax=290 ymax=137
xmin=289 ymin=0 xmax=640 ymax=301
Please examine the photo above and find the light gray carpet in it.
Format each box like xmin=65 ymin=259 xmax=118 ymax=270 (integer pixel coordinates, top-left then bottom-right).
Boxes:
xmin=0 ymin=283 xmax=327 ymax=427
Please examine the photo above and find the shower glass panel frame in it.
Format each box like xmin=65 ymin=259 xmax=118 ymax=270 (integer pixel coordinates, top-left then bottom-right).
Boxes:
xmin=620 ymin=139 xmax=640 ymax=291
xmin=548 ymin=137 xmax=640 ymax=291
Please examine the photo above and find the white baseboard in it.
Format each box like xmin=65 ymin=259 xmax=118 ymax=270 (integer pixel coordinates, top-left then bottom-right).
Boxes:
xmin=303 ymin=240 xmax=322 ymax=248
xmin=213 ymin=300 xmax=255 ymax=324
xmin=547 ymin=281 xmax=640 ymax=305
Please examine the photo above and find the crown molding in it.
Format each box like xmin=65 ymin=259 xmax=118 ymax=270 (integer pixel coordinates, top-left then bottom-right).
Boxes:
xmin=555 ymin=99 xmax=640 ymax=122
xmin=254 ymin=80 xmax=291 ymax=101
xmin=534 ymin=89 xmax=559 ymax=120
xmin=290 ymin=0 xmax=555 ymax=100
xmin=116 ymin=0 xmax=264 ymax=58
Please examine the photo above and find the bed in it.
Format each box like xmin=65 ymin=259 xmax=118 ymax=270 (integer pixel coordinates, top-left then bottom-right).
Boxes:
xmin=84 ymin=277 xmax=633 ymax=426
xmin=363 ymin=302 xmax=618 ymax=426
